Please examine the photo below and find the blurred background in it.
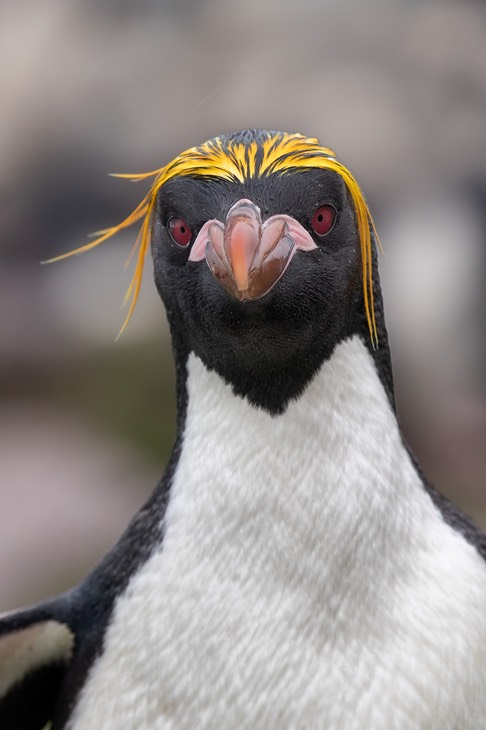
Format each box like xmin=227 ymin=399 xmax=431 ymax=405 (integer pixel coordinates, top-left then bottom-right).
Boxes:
xmin=1 ymin=0 xmax=485 ymax=611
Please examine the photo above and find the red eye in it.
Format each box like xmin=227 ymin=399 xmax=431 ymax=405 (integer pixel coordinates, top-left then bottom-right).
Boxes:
xmin=168 ymin=217 xmax=192 ymax=247
xmin=311 ymin=205 xmax=336 ymax=236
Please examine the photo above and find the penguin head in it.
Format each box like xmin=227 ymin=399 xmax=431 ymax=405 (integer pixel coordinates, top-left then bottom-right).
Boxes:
xmin=149 ymin=131 xmax=380 ymax=410
xmin=153 ymin=166 xmax=359 ymax=392
xmin=51 ymin=129 xmax=384 ymax=412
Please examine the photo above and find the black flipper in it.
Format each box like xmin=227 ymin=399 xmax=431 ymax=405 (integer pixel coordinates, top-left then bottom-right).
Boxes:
xmin=0 ymin=592 xmax=76 ymax=730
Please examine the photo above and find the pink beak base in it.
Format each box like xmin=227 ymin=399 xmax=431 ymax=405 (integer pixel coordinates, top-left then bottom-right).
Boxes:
xmin=189 ymin=199 xmax=317 ymax=301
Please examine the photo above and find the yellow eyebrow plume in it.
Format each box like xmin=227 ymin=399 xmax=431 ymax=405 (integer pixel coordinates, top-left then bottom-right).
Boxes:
xmin=45 ymin=131 xmax=379 ymax=344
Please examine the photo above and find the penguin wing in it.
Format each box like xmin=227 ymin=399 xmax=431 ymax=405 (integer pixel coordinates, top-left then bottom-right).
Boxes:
xmin=0 ymin=591 xmax=75 ymax=730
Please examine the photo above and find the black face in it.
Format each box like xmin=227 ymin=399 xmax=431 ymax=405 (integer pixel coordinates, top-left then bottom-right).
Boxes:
xmin=151 ymin=169 xmax=365 ymax=413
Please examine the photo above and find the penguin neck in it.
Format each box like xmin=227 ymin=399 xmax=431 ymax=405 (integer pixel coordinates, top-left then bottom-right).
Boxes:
xmin=166 ymin=335 xmax=425 ymax=598
xmin=170 ymin=310 xmax=395 ymax=421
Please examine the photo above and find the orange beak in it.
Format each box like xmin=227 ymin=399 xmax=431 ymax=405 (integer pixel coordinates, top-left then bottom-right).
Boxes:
xmin=205 ymin=199 xmax=295 ymax=301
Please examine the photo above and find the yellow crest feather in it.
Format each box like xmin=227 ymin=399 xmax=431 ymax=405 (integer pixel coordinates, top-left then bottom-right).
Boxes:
xmin=46 ymin=131 xmax=379 ymax=343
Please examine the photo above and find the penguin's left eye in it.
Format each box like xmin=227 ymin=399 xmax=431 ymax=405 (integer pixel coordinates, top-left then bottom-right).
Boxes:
xmin=168 ymin=217 xmax=192 ymax=247
xmin=310 ymin=205 xmax=336 ymax=236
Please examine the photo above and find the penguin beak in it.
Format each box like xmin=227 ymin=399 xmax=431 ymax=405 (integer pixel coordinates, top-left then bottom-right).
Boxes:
xmin=189 ymin=199 xmax=318 ymax=301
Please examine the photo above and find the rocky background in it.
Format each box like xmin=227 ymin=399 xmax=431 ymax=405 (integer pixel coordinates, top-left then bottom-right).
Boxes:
xmin=1 ymin=0 xmax=485 ymax=610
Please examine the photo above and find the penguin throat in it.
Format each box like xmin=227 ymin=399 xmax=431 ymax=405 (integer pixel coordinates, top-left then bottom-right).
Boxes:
xmin=182 ymin=330 xmax=341 ymax=416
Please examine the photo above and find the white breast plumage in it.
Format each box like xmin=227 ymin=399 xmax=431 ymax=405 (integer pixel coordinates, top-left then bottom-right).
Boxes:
xmin=69 ymin=336 xmax=486 ymax=730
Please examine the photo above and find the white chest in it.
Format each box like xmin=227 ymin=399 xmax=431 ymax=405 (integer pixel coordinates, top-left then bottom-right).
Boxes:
xmin=70 ymin=338 xmax=486 ymax=730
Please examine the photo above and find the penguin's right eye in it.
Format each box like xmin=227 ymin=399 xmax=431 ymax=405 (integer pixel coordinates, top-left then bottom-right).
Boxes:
xmin=168 ymin=217 xmax=192 ymax=247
